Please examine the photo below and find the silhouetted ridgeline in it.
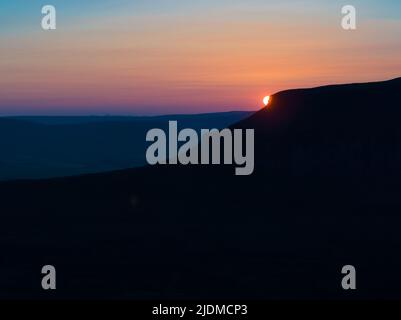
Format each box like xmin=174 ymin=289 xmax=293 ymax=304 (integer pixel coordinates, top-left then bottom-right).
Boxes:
xmin=0 ymin=111 xmax=252 ymax=181
xmin=235 ymin=77 xmax=401 ymax=177
xmin=1 ymin=78 xmax=401 ymax=299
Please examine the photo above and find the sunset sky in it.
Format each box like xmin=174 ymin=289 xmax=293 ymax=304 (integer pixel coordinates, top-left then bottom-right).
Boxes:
xmin=1 ymin=0 xmax=400 ymax=115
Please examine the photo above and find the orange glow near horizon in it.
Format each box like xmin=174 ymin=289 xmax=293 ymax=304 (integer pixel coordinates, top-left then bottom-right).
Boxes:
xmin=0 ymin=2 xmax=400 ymax=115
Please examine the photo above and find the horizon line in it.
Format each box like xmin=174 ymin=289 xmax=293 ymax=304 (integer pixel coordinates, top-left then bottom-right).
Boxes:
xmin=0 ymin=110 xmax=257 ymax=118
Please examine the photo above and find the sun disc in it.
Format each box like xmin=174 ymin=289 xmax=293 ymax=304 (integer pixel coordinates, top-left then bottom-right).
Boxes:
xmin=263 ymin=95 xmax=270 ymax=106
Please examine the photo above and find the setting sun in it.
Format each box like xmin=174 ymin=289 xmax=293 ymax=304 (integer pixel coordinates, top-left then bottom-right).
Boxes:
xmin=263 ymin=96 xmax=270 ymax=107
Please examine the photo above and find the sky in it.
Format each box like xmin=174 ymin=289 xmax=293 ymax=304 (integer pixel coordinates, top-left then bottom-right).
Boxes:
xmin=0 ymin=0 xmax=400 ymax=115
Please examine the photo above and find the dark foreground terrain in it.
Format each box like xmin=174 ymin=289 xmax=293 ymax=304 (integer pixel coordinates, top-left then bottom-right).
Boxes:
xmin=1 ymin=78 xmax=401 ymax=299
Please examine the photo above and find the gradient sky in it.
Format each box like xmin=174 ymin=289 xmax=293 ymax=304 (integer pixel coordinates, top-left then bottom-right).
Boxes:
xmin=1 ymin=0 xmax=400 ymax=115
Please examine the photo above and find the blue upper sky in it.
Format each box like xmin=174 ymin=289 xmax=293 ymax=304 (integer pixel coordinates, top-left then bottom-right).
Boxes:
xmin=1 ymin=0 xmax=401 ymax=30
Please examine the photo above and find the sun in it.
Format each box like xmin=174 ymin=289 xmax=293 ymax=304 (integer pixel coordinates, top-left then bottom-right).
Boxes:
xmin=263 ymin=95 xmax=270 ymax=107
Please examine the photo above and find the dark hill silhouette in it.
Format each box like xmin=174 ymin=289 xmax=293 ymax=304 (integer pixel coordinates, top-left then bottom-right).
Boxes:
xmin=1 ymin=78 xmax=401 ymax=299
xmin=0 ymin=111 xmax=251 ymax=181
xmin=236 ymin=77 xmax=401 ymax=176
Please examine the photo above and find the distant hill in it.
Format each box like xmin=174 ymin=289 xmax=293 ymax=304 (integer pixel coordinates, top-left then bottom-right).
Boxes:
xmin=0 ymin=111 xmax=252 ymax=181
xmin=10 ymin=111 xmax=252 ymax=125
xmin=1 ymin=78 xmax=401 ymax=299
